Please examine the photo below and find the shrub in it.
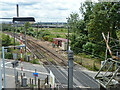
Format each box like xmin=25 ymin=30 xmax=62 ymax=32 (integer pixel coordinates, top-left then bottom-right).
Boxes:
xmin=56 ymin=34 xmax=60 ymax=38
xmin=30 ymin=59 xmax=40 ymax=64
xmin=70 ymin=33 xmax=87 ymax=54
xmin=5 ymin=52 xmax=13 ymax=59
xmin=2 ymin=34 xmax=11 ymax=46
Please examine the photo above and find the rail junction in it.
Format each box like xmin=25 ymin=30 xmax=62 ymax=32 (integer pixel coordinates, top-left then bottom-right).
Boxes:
xmin=3 ymin=32 xmax=99 ymax=89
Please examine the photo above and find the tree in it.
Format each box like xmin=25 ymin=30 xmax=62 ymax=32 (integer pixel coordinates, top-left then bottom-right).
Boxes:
xmin=68 ymin=13 xmax=88 ymax=53
xmin=2 ymin=34 xmax=11 ymax=46
xmin=87 ymin=2 xmax=120 ymax=41
xmin=69 ymin=1 xmax=119 ymax=57
xmin=24 ymin=22 xmax=31 ymax=29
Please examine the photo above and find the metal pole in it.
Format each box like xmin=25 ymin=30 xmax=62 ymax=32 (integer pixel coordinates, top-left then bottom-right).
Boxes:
xmin=67 ymin=19 xmax=69 ymax=51
xmin=14 ymin=27 xmax=15 ymax=50
xmin=38 ymin=78 xmax=40 ymax=89
xmin=0 ymin=52 xmax=2 ymax=90
xmin=30 ymin=78 xmax=31 ymax=88
xmin=16 ymin=4 xmax=19 ymax=17
xmin=68 ymin=50 xmax=73 ymax=89
xmin=2 ymin=47 xmax=6 ymax=88
xmin=16 ymin=71 xmax=18 ymax=83
xmin=25 ymin=27 xmax=27 ymax=60
xmin=41 ymin=21 xmax=42 ymax=41
xmin=14 ymin=67 xmax=16 ymax=84
xmin=32 ymin=79 xmax=33 ymax=89
xmin=35 ymin=69 xmax=37 ymax=86
xmin=67 ymin=18 xmax=69 ymax=89
xmin=37 ymin=23 xmax=38 ymax=39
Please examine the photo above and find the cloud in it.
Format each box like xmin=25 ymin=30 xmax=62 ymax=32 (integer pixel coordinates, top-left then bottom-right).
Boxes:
xmin=0 ymin=0 xmax=86 ymax=22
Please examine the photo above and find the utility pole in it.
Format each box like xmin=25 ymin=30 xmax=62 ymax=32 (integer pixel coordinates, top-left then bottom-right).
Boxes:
xmin=41 ymin=21 xmax=42 ymax=41
xmin=25 ymin=26 xmax=27 ymax=60
xmin=14 ymin=26 xmax=15 ymax=49
xmin=37 ymin=22 xmax=38 ymax=39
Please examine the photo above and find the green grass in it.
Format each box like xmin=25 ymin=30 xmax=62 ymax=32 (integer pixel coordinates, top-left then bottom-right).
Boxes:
xmin=33 ymin=28 xmax=67 ymax=42
xmin=30 ymin=59 xmax=40 ymax=64
xmin=74 ymin=53 xmax=102 ymax=71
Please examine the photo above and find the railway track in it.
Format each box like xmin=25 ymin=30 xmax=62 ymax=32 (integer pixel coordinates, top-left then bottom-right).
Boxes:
xmin=4 ymin=32 xmax=67 ymax=66
xmin=4 ymin=32 xmax=99 ymax=88
xmin=27 ymin=39 xmax=67 ymax=66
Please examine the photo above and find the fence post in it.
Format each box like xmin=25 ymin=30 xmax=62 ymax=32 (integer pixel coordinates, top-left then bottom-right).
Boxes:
xmin=32 ymin=79 xmax=34 ymax=90
xmin=35 ymin=69 xmax=37 ymax=86
xmin=38 ymin=78 xmax=40 ymax=89
xmin=30 ymin=78 xmax=31 ymax=88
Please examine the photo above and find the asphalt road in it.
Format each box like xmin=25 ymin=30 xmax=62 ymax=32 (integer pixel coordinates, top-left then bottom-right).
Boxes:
xmin=1 ymin=59 xmax=99 ymax=89
xmin=45 ymin=65 xmax=99 ymax=88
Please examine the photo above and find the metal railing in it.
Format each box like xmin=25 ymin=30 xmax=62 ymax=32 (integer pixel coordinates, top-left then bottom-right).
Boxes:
xmin=95 ymin=58 xmax=120 ymax=89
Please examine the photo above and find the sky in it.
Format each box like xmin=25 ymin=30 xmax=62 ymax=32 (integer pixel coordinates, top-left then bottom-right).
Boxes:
xmin=0 ymin=0 xmax=98 ymax=22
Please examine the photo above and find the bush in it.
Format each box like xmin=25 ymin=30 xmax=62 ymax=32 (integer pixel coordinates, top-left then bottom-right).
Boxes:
xmin=2 ymin=34 xmax=11 ymax=46
xmin=82 ymin=42 xmax=104 ymax=58
xmin=70 ymin=33 xmax=87 ymax=54
xmin=43 ymin=37 xmax=48 ymax=41
xmin=5 ymin=52 xmax=13 ymax=59
xmin=30 ymin=59 xmax=40 ymax=64
xmin=82 ymin=42 xmax=95 ymax=53
xmin=56 ymin=34 xmax=61 ymax=38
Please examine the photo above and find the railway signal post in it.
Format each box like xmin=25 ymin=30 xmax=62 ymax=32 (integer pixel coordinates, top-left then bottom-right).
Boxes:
xmin=67 ymin=17 xmax=74 ymax=89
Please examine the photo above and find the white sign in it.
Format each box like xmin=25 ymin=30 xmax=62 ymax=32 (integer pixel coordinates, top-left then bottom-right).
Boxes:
xmin=50 ymin=70 xmax=55 ymax=88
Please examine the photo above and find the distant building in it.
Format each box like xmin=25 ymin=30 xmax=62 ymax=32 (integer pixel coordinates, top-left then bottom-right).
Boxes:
xmin=53 ymin=38 xmax=67 ymax=50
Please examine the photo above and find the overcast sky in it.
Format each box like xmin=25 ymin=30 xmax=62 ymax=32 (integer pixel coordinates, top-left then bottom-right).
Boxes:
xmin=0 ymin=0 xmax=98 ymax=22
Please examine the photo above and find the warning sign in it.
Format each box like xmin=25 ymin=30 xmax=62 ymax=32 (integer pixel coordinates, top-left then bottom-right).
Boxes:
xmin=33 ymin=73 xmax=38 ymax=77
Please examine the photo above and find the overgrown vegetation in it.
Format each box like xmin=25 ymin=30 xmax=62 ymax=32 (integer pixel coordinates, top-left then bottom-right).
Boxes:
xmin=2 ymin=22 xmax=67 ymax=42
xmin=30 ymin=59 xmax=40 ymax=64
xmin=1 ymin=33 xmax=20 ymax=59
xmin=69 ymin=2 xmax=120 ymax=62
